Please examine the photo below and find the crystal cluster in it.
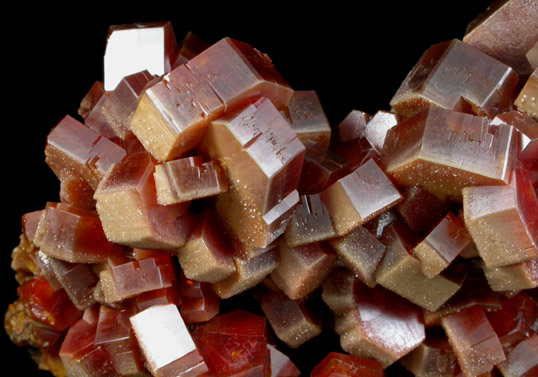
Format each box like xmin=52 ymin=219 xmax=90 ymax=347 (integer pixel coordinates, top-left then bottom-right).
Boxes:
xmin=5 ymin=2 xmax=538 ymax=377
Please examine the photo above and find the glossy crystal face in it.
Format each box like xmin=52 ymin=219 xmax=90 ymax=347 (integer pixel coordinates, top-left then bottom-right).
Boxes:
xmin=6 ymin=3 xmax=538 ymax=376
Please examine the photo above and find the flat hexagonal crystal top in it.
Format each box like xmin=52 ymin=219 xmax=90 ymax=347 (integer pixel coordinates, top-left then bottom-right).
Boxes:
xmin=441 ymin=306 xmax=506 ymax=377
xmin=390 ymin=39 xmax=518 ymax=119
xmin=414 ymin=212 xmax=473 ymax=278
xmin=375 ymin=220 xmax=465 ymax=311
xmin=104 ymin=22 xmax=178 ymax=91
xmin=34 ymin=202 xmax=116 ymax=263
xmin=337 ymin=109 xmax=371 ymax=143
xmin=45 ymin=115 xmax=127 ymax=190
xmin=340 ymin=281 xmax=425 ymax=367
xmin=282 ymin=90 xmax=331 ymax=157
xmin=205 ymin=97 xmax=305 ymax=215
xmin=320 ymin=158 xmax=402 ymax=236
xmin=516 ymin=68 xmax=538 ymax=121
xmin=192 ymin=309 xmax=268 ymax=377
xmin=154 ymin=156 xmax=228 ymax=205
xmin=328 ymin=226 xmax=386 ymax=287
xmin=270 ymin=241 xmax=335 ymax=300
xmin=283 ymin=194 xmax=337 ymax=247
xmin=130 ymin=304 xmax=207 ymax=377
xmin=310 ymin=352 xmax=384 ymax=377
xmin=381 ymin=107 xmax=518 ymax=200
xmin=130 ymin=37 xmax=293 ymax=161
xmin=260 ymin=289 xmax=321 ymax=348
xmin=94 ymin=152 xmax=193 ymax=250
xmin=463 ymin=168 xmax=538 ymax=268
xmin=463 ymin=0 xmax=538 ymax=76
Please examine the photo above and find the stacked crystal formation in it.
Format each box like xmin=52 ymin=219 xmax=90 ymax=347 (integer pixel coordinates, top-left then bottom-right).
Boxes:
xmin=4 ymin=1 xmax=538 ymax=376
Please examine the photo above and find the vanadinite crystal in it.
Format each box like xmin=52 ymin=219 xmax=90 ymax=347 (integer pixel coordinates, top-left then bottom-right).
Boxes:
xmin=6 ymin=3 xmax=538 ymax=377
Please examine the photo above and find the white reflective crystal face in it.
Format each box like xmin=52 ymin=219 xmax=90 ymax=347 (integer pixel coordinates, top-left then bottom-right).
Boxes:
xmin=104 ymin=27 xmax=166 ymax=91
xmin=130 ymin=304 xmax=196 ymax=370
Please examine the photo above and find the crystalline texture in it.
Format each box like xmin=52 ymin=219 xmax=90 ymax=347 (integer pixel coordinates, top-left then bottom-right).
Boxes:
xmin=310 ymin=352 xmax=384 ymax=377
xmin=463 ymin=168 xmax=538 ymax=268
xmin=320 ymin=158 xmax=402 ymax=236
xmin=381 ymin=107 xmax=518 ymax=200
xmin=463 ymin=0 xmax=538 ymax=76
xmin=130 ymin=304 xmax=207 ymax=377
xmin=515 ymin=68 xmax=538 ymax=121
xmin=104 ymin=22 xmax=178 ymax=91
xmin=130 ymin=37 xmax=293 ymax=161
xmin=94 ymin=152 xmax=193 ymax=249
xmin=390 ymin=39 xmax=518 ymax=119
xmin=441 ymin=306 xmax=506 ymax=377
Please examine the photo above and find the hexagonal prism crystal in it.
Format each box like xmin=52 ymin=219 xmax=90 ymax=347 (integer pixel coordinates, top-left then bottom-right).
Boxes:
xmin=362 ymin=110 xmax=401 ymax=153
xmin=497 ymin=333 xmax=538 ymax=377
xmin=270 ymin=241 xmax=335 ymax=300
xmin=212 ymin=247 xmax=279 ymax=299
xmin=337 ymin=109 xmax=371 ymax=143
xmin=463 ymin=0 xmax=538 ymax=76
xmin=297 ymin=151 xmax=351 ymax=195
xmin=441 ymin=306 xmax=506 ymax=377
xmin=328 ymin=226 xmax=386 ymax=287
xmin=48 ymin=258 xmax=98 ymax=311
xmin=100 ymin=70 xmax=156 ymax=139
xmin=205 ymin=97 xmax=305 ymax=215
xmin=462 ymin=169 xmax=538 ymax=268
xmin=34 ymin=202 xmax=116 ymax=263
xmin=390 ymin=39 xmax=518 ymax=119
xmin=130 ymin=38 xmax=293 ymax=161
xmin=321 ymin=267 xmax=359 ymax=315
xmin=483 ymin=259 xmax=538 ymax=291
xmin=282 ymin=90 xmax=331 ymax=157
xmin=320 ymin=158 xmax=402 ymax=236
xmin=94 ymin=152 xmax=193 ymax=250
xmin=104 ymin=22 xmax=178 ymax=91
xmin=381 ymin=107 xmax=518 ymax=201
xmin=374 ymin=221 xmax=465 ymax=311
xmin=130 ymin=304 xmax=208 ymax=377
xmin=178 ymin=271 xmax=220 ymax=324
xmin=154 ymin=156 xmax=228 ymax=205
xmin=414 ymin=212 xmax=473 ymax=278
xmin=283 ymin=194 xmax=337 ymax=248
xmin=178 ymin=209 xmax=235 ymax=283
xmin=339 ymin=281 xmax=425 ymax=368
xmin=45 ymin=115 xmax=127 ymax=190
xmin=260 ymin=289 xmax=321 ymax=348
xmin=173 ymin=31 xmax=210 ymax=68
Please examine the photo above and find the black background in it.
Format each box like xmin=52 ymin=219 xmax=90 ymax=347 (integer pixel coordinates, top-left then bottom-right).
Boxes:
xmin=5 ymin=1 xmax=495 ymax=375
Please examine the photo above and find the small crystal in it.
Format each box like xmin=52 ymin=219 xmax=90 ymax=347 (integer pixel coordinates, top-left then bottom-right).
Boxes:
xmin=310 ymin=352 xmax=384 ymax=377
xmin=270 ymin=241 xmax=335 ymax=300
xmin=337 ymin=109 xmax=371 ymax=143
xmin=130 ymin=304 xmax=207 ymax=377
xmin=297 ymin=151 xmax=351 ymax=195
xmin=178 ymin=270 xmax=220 ymax=324
xmin=173 ymin=31 xmax=210 ymax=68
xmin=320 ymin=158 xmax=402 ymax=236
xmin=104 ymin=22 xmax=178 ymax=91
xmin=396 ymin=185 xmax=451 ymax=233
xmin=515 ymin=68 xmax=538 ymax=121
xmin=267 ymin=345 xmax=300 ymax=377
xmin=260 ymin=289 xmax=321 ymax=348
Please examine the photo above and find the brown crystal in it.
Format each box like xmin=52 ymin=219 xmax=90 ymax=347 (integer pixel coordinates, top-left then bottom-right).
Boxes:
xmin=320 ymin=158 xmax=402 ymax=236
xmin=337 ymin=109 xmax=371 ymax=143
xmin=382 ymin=107 xmax=518 ymax=201
xmin=463 ymin=0 xmax=538 ymax=76
xmin=270 ymin=241 xmax=335 ymax=300
xmin=483 ymin=259 xmax=538 ymax=291
xmin=463 ymin=168 xmax=538 ymax=268
xmin=390 ymin=39 xmax=518 ymax=119
xmin=441 ymin=306 xmax=506 ymax=377
xmin=173 ymin=31 xmax=210 ymax=68
xmin=515 ymin=68 xmax=538 ymax=121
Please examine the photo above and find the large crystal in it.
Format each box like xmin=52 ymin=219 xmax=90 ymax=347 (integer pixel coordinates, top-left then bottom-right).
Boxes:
xmin=463 ymin=168 xmax=538 ymax=268
xmin=381 ymin=107 xmax=518 ymax=200
xmin=463 ymin=0 xmax=538 ymax=76
xmin=390 ymin=39 xmax=518 ymax=119
xmin=130 ymin=38 xmax=293 ymax=161
xmin=94 ymin=152 xmax=193 ymax=249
